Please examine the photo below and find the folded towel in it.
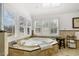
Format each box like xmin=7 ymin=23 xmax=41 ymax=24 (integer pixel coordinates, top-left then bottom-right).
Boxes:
xmin=68 ymin=40 xmax=75 ymax=43
xmin=68 ymin=43 xmax=76 ymax=48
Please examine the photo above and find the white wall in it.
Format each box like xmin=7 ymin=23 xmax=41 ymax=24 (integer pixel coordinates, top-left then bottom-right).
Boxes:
xmin=31 ymin=11 xmax=79 ymax=30
xmin=57 ymin=12 xmax=79 ymax=30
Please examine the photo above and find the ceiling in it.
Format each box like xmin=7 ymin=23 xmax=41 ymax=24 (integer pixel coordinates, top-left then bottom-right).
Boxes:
xmin=4 ymin=3 xmax=79 ymax=16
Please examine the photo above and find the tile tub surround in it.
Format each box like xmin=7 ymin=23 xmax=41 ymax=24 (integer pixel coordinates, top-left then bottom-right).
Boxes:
xmin=9 ymin=45 xmax=79 ymax=56
xmin=8 ymin=41 xmax=58 ymax=56
xmin=60 ymin=30 xmax=79 ymax=39
xmin=59 ymin=30 xmax=79 ymax=48
xmin=9 ymin=44 xmax=58 ymax=56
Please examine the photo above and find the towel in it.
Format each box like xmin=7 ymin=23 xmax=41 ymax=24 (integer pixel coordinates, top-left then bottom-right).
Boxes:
xmin=68 ymin=43 xmax=76 ymax=48
xmin=69 ymin=40 xmax=75 ymax=43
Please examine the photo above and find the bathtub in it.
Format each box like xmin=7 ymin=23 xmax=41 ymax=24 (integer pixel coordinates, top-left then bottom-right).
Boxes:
xmin=9 ymin=37 xmax=58 ymax=56
xmin=18 ymin=37 xmax=57 ymax=50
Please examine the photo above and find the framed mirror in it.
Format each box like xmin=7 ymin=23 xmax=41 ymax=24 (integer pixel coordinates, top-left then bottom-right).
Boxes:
xmin=72 ymin=17 xmax=79 ymax=28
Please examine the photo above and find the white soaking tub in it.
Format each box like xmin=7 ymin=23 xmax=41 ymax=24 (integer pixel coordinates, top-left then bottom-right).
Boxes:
xmin=9 ymin=37 xmax=58 ymax=56
xmin=18 ymin=37 xmax=57 ymax=50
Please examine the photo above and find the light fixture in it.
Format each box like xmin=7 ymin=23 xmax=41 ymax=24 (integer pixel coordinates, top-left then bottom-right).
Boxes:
xmin=42 ymin=3 xmax=62 ymax=8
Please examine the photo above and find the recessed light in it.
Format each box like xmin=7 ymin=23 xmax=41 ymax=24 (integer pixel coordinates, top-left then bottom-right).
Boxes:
xmin=42 ymin=3 xmax=62 ymax=8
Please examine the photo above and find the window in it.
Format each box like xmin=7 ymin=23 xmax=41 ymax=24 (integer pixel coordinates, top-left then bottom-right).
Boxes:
xmin=19 ymin=16 xmax=25 ymax=33
xmin=19 ymin=16 xmax=31 ymax=35
xmin=3 ymin=11 xmax=15 ymax=36
xmin=34 ymin=19 xmax=59 ymax=36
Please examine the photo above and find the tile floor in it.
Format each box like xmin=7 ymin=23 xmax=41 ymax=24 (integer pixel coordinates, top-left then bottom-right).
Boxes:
xmin=55 ymin=48 xmax=79 ymax=56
